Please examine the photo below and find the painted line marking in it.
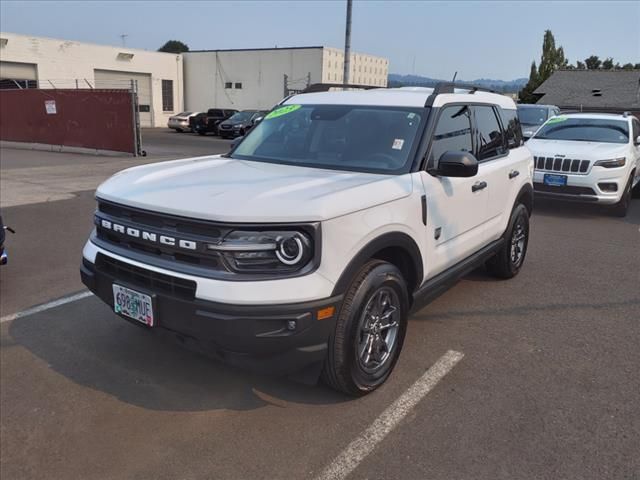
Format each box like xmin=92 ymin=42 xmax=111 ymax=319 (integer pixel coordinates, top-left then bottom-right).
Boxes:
xmin=1 ymin=291 xmax=93 ymax=324
xmin=315 ymin=350 xmax=464 ymax=480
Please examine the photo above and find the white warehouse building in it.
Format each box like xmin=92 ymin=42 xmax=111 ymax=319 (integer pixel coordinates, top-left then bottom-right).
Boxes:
xmin=183 ymin=46 xmax=389 ymax=112
xmin=0 ymin=32 xmax=184 ymax=127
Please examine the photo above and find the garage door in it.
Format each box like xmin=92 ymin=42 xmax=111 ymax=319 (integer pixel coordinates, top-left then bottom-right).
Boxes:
xmin=0 ymin=61 xmax=38 ymax=89
xmin=94 ymin=69 xmax=152 ymax=127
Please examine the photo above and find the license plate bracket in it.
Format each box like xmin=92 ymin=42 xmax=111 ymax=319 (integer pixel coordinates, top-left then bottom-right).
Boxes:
xmin=543 ymin=173 xmax=568 ymax=187
xmin=112 ymin=284 xmax=155 ymax=327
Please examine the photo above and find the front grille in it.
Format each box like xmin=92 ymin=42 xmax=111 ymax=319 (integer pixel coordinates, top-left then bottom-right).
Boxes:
xmin=534 ymin=156 xmax=590 ymax=174
xmin=219 ymin=125 xmax=232 ymax=130
xmin=95 ymin=254 xmax=196 ymax=300
xmin=534 ymin=184 xmax=597 ymax=196
xmin=96 ymin=200 xmax=231 ymax=270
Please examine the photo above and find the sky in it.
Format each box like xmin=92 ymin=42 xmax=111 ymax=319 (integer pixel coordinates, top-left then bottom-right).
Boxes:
xmin=1 ymin=0 xmax=638 ymax=80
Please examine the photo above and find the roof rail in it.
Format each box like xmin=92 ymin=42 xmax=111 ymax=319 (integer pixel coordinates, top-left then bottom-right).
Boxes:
xmin=623 ymin=111 xmax=631 ymax=117
xmin=424 ymin=81 xmax=499 ymax=107
xmin=301 ymin=83 xmax=379 ymax=94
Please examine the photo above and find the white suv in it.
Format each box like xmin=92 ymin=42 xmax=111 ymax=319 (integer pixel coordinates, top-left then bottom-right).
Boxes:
xmin=526 ymin=112 xmax=640 ymax=216
xmin=80 ymin=84 xmax=534 ymax=395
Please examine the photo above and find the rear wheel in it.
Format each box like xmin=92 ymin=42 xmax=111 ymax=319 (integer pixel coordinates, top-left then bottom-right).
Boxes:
xmin=322 ymin=260 xmax=409 ymax=396
xmin=610 ymin=175 xmax=633 ymax=217
xmin=486 ymin=203 xmax=530 ymax=279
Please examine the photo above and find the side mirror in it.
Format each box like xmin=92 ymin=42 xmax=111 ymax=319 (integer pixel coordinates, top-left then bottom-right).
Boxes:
xmin=435 ymin=151 xmax=478 ymax=177
xmin=252 ymin=116 xmax=264 ymax=126
xmin=230 ymin=136 xmax=244 ymax=150
xmin=635 ymin=135 xmax=640 ymax=146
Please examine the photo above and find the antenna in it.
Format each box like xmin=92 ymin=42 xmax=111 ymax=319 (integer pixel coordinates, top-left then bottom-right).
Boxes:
xmin=452 ymin=71 xmax=458 ymax=82
xmin=120 ymin=34 xmax=128 ymax=47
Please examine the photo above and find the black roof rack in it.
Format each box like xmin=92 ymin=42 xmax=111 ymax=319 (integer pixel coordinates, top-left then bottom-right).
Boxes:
xmin=424 ymin=82 xmax=499 ymax=107
xmin=301 ymin=83 xmax=380 ymax=94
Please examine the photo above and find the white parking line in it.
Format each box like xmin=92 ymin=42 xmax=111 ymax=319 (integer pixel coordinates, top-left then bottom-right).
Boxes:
xmin=315 ymin=350 xmax=464 ymax=480
xmin=0 ymin=291 xmax=93 ymax=324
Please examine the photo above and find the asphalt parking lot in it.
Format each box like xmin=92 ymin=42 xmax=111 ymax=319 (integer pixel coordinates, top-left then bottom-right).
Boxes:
xmin=1 ymin=130 xmax=639 ymax=480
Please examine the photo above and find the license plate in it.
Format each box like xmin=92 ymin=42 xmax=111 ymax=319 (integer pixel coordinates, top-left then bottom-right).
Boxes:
xmin=112 ymin=284 xmax=154 ymax=326
xmin=543 ymin=174 xmax=567 ymax=187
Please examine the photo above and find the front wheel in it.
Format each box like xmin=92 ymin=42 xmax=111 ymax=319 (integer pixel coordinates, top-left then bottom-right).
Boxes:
xmin=486 ymin=203 xmax=530 ymax=279
xmin=610 ymin=175 xmax=633 ymax=217
xmin=322 ymin=260 xmax=409 ymax=396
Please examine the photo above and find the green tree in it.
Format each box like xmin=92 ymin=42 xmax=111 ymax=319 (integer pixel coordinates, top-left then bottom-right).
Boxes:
xmin=518 ymin=61 xmax=540 ymax=104
xmin=635 ymin=63 xmax=640 ymax=69
xmin=584 ymin=55 xmax=602 ymax=69
xmin=602 ymin=57 xmax=615 ymax=70
xmin=518 ymin=30 xmax=567 ymax=104
xmin=158 ymin=40 xmax=189 ymax=54
xmin=621 ymin=63 xmax=635 ymax=71
xmin=576 ymin=60 xmax=586 ymax=70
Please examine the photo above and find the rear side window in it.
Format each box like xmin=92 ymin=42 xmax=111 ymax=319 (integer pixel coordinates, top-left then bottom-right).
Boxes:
xmin=632 ymin=118 xmax=639 ymax=142
xmin=430 ymin=105 xmax=473 ymax=163
xmin=500 ymin=109 xmax=523 ymax=149
xmin=473 ymin=106 xmax=506 ymax=160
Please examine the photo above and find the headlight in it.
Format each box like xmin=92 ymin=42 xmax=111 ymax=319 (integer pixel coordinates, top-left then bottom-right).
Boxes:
xmin=206 ymin=230 xmax=313 ymax=273
xmin=594 ymin=157 xmax=626 ymax=168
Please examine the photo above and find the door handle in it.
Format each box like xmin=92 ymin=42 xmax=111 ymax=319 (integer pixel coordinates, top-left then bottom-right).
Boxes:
xmin=472 ymin=181 xmax=487 ymax=192
xmin=509 ymin=170 xmax=520 ymax=179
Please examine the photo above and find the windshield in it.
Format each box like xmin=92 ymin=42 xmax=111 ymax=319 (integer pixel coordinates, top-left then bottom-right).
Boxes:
xmin=517 ymin=107 xmax=549 ymax=126
xmin=231 ymin=104 xmax=425 ymax=174
xmin=228 ymin=111 xmax=255 ymax=122
xmin=533 ymin=117 xmax=629 ymax=144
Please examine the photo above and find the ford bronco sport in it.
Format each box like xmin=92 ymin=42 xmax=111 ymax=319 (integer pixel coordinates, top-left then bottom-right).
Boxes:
xmin=81 ymin=83 xmax=534 ymax=395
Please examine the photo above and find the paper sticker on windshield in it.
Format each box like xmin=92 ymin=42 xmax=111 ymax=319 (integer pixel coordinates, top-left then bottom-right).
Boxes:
xmin=407 ymin=113 xmax=416 ymax=119
xmin=546 ymin=116 xmax=568 ymax=124
xmin=392 ymin=139 xmax=405 ymax=150
xmin=265 ymin=105 xmax=301 ymax=119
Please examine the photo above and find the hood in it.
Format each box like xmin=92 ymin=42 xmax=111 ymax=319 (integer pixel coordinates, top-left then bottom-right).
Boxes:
xmin=525 ymin=139 xmax=629 ymax=160
xmin=221 ymin=118 xmax=248 ymax=126
xmin=96 ymin=156 xmax=413 ymax=223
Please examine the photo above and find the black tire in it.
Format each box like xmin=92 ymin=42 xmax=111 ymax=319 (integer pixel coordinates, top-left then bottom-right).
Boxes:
xmin=197 ymin=131 xmax=206 ymax=136
xmin=486 ymin=203 xmax=530 ymax=279
xmin=176 ymin=128 xmax=183 ymax=133
xmin=610 ymin=174 xmax=633 ymax=217
xmin=322 ymin=260 xmax=409 ymax=396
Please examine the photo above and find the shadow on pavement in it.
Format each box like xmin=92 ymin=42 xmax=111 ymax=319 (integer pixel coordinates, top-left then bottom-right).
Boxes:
xmin=532 ymin=197 xmax=639 ymax=225
xmin=7 ymin=296 xmax=349 ymax=412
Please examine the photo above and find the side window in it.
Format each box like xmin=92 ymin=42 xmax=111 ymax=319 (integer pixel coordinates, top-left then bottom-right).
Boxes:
xmin=473 ymin=106 xmax=506 ymax=160
xmin=632 ymin=118 xmax=640 ymax=143
xmin=500 ymin=108 xmax=523 ymax=149
xmin=429 ymin=105 xmax=473 ymax=164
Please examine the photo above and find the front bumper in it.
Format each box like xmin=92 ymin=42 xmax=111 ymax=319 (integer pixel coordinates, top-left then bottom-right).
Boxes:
xmin=533 ymin=169 xmax=625 ymax=204
xmin=80 ymin=256 xmax=341 ymax=376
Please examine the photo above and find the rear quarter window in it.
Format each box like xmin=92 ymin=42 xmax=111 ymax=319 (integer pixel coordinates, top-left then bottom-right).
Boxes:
xmin=500 ymin=108 xmax=523 ymax=149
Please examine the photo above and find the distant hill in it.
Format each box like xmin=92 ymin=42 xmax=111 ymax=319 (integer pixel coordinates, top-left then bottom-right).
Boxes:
xmin=388 ymin=74 xmax=528 ymax=93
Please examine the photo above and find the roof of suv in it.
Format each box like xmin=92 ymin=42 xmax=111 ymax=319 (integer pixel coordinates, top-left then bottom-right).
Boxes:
xmin=285 ymin=87 xmax=517 ymax=110
xmin=552 ymin=112 xmax=631 ymax=121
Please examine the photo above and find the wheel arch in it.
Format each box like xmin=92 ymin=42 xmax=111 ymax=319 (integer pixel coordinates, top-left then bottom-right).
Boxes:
xmin=331 ymin=232 xmax=423 ymax=299
xmin=516 ymin=182 xmax=534 ymax=216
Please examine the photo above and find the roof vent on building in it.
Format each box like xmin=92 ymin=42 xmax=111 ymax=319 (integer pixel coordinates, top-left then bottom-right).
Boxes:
xmin=592 ymin=88 xmax=602 ymax=97
xmin=0 ymin=38 xmax=8 ymax=48
xmin=117 ymin=52 xmax=134 ymax=61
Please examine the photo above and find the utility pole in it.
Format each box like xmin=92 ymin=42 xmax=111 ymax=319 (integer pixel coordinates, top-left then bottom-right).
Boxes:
xmin=120 ymin=34 xmax=128 ymax=47
xmin=342 ymin=0 xmax=352 ymax=86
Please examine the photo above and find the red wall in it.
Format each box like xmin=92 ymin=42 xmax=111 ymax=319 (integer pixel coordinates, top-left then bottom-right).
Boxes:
xmin=0 ymin=89 xmax=135 ymax=154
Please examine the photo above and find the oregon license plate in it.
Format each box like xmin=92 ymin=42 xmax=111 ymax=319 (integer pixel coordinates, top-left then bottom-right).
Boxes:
xmin=543 ymin=173 xmax=567 ymax=187
xmin=112 ymin=284 xmax=154 ymax=326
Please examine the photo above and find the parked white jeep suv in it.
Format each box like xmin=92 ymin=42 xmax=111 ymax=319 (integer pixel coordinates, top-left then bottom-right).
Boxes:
xmin=527 ymin=112 xmax=640 ymax=216
xmin=81 ymin=84 xmax=534 ymax=395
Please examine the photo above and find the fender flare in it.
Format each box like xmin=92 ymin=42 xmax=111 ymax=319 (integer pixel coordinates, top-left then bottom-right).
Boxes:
xmin=516 ymin=182 xmax=534 ymax=216
xmin=331 ymin=232 xmax=424 ymax=296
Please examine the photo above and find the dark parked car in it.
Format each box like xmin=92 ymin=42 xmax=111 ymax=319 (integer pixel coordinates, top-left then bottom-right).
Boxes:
xmin=192 ymin=108 xmax=238 ymax=136
xmin=517 ymin=104 xmax=561 ymax=140
xmin=217 ymin=110 xmax=268 ymax=139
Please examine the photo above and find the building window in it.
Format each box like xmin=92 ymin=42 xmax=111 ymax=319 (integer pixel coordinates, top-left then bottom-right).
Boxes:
xmin=225 ymin=82 xmax=232 ymax=89
xmin=161 ymin=79 xmax=173 ymax=111
xmin=235 ymin=82 xmax=242 ymax=89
